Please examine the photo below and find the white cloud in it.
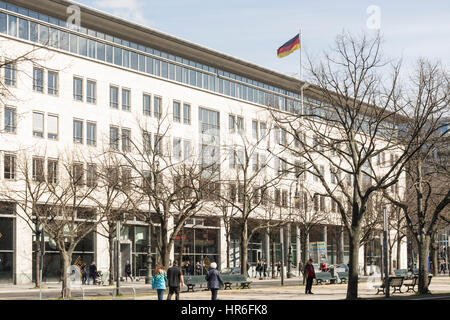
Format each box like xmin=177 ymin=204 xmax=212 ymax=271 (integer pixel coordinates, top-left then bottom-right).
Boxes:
xmin=92 ymin=0 xmax=153 ymax=27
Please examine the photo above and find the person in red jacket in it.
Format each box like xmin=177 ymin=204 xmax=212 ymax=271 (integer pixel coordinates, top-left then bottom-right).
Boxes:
xmin=304 ymin=259 xmax=316 ymax=294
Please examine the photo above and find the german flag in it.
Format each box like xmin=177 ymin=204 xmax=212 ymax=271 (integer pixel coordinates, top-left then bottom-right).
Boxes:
xmin=277 ymin=34 xmax=300 ymax=58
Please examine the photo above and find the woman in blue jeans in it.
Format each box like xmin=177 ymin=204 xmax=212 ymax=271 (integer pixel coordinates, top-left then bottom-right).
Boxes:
xmin=152 ymin=264 xmax=167 ymax=300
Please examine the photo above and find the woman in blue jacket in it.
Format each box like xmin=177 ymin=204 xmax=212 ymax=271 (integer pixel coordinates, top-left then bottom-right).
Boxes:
xmin=152 ymin=264 xmax=167 ymax=300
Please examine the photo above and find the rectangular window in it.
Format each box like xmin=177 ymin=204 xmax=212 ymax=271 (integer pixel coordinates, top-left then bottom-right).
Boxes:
xmin=87 ymin=80 xmax=96 ymax=104
xmin=143 ymin=131 xmax=151 ymax=153
xmin=183 ymin=103 xmax=191 ymax=124
xmin=252 ymin=153 xmax=259 ymax=171
xmin=47 ymin=160 xmax=58 ymax=184
xmin=47 ymin=114 xmax=58 ymax=140
xmin=122 ymin=128 xmax=131 ymax=152
xmin=19 ymin=18 xmax=29 ymax=40
xmin=252 ymin=120 xmax=258 ymax=140
xmin=73 ymin=119 xmax=83 ymax=143
xmin=32 ymin=157 xmax=45 ymax=182
xmin=122 ymin=88 xmax=131 ymax=111
xmin=236 ymin=116 xmax=244 ymax=133
xmin=78 ymin=36 xmax=87 ymax=56
xmin=86 ymin=164 xmax=97 ymax=187
xmin=154 ymin=135 xmax=162 ymax=155
xmin=139 ymin=54 xmax=146 ymax=73
xmin=73 ymin=77 xmax=83 ymax=101
xmin=123 ymin=50 xmax=129 ymax=68
xmin=49 ymin=27 xmax=58 ymax=48
xmin=73 ymin=163 xmax=84 ymax=186
xmin=47 ymin=71 xmax=58 ymax=95
xmin=183 ymin=140 xmax=191 ymax=160
xmin=114 ymin=47 xmax=122 ymax=66
xmin=110 ymin=86 xmax=119 ymax=109
xmin=154 ymin=96 xmax=162 ymax=118
xmin=143 ymin=94 xmax=151 ymax=116
xmin=32 ymin=112 xmax=44 ymax=137
xmin=4 ymin=61 xmax=16 ymax=87
xmin=87 ymin=39 xmax=96 ymax=58
xmin=229 ymin=115 xmax=235 ymax=133
xmin=173 ymin=138 xmax=181 ymax=160
xmin=96 ymin=41 xmax=105 ymax=61
xmin=4 ymin=107 xmax=16 ymax=133
xmin=69 ymin=33 xmax=77 ymax=53
xmin=173 ymin=101 xmax=181 ymax=122
xmin=131 ymin=52 xmax=139 ymax=70
xmin=110 ymin=126 xmax=119 ymax=150
xmin=87 ymin=122 xmax=97 ymax=146
xmin=229 ymin=150 xmax=236 ymax=169
xmin=0 ymin=13 xmax=6 ymax=34
xmin=33 ymin=67 xmax=44 ymax=92
xmin=106 ymin=45 xmax=113 ymax=63
xmin=146 ymin=57 xmax=154 ymax=74
xmin=260 ymin=122 xmax=267 ymax=139
xmin=4 ymin=154 xmax=16 ymax=180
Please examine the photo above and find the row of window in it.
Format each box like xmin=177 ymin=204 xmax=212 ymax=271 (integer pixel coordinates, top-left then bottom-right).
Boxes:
xmin=0 ymin=5 xmax=305 ymax=113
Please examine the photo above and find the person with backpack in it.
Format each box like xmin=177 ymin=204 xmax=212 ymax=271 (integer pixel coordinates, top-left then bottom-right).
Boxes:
xmin=304 ymin=259 xmax=316 ymax=294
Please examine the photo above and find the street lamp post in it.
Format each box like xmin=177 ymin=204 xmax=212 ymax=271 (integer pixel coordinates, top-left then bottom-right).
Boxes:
xmin=116 ymin=221 xmax=121 ymax=296
xmin=383 ymin=207 xmax=390 ymax=298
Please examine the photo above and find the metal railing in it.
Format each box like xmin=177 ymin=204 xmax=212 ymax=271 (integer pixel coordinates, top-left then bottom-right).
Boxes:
xmin=111 ymin=287 xmax=136 ymax=300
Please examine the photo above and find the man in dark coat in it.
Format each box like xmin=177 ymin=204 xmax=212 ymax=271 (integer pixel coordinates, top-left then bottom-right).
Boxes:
xmin=125 ymin=260 xmax=133 ymax=282
xmin=88 ymin=261 xmax=97 ymax=285
xmin=304 ymin=259 xmax=315 ymax=294
xmin=205 ymin=262 xmax=224 ymax=300
xmin=167 ymin=260 xmax=184 ymax=300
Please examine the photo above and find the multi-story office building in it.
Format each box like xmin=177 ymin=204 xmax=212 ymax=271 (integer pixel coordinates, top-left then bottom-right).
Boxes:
xmin=0 ymin=0 xmax=407 ymax=284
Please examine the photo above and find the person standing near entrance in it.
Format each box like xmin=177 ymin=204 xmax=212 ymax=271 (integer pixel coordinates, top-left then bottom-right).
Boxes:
xmin=152 ymin=264 xmax=167 ymax=300
xmin=263 ymin=260 xmax=268 ymax=278
xmin=304 ymin=259 xmax=316 ymax=294
xmin=206 ymin=262 xmax=224 ymax=300
xmin=125 ymin=260 xmax=133 ymax=282
xmin=167 ymin=260 xmax=185 ymax=300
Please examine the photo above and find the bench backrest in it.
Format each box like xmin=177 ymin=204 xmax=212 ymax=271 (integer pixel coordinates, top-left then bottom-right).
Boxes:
xmin=185 ymin=275 xmax=206 ymax=284
xmin=223 ymin=274 xmax=246 ymax=282
xmin=394 ymin=269 xmax=408 ymax=277
xmin=389 ymin=276 xmax=404 ymax=286
xmin=337 ymin=272 xmax=348 ymax=279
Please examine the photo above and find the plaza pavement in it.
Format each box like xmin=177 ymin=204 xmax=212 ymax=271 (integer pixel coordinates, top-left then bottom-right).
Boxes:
xmin=0 ymin=275 xmax=449 ymax=300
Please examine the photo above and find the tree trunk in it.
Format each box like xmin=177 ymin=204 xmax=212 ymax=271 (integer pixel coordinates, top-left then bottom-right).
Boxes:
xmin=363 ymin=244 xmax=368 ymax=276
xmin=34 ymin=231 xmax=41 ymax=288
xmin=108 ymin=232 xmax=115 ymax=285
xmin=430 ymin=233 xmax=438 ymax=276
xmin=146 ymin=225 xmax=153 ymax=283
xmin=417 ymin=234 xmax=431 ymax=294
xmin=271 ymin=236 xmax=276 ymax=279
xmin=61 ymin=251 xmax=72 ymax=298
xmin=388 ymin=244 xmax=393 ymax=275
xmin=396 ymin=237 xmax=402 ymax=270
xmin=240 ymin=222 xmax=248 ymax=279
xmin=346 ymin=227 xmax=360 ymax=300
xmin=226 ymin=233 xmax=231 ymax=269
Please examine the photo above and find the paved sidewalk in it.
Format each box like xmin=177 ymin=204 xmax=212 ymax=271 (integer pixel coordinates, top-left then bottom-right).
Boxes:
xmin=0 ymin=275 xmax=448 ymax=300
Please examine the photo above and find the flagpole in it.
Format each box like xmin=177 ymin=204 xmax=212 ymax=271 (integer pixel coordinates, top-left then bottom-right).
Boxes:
xmin=299 ymin=28 xmax=305 ymax=114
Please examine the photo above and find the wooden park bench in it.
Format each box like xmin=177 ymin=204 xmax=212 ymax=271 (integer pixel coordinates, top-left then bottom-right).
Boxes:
xmin=337 ymin=271 xmax=349 ymax=283
xmin=184 ymin=275 xmax=207 ymax=292
xmin=374 ymin=276 xmax=404 ymax=294
xmin=222 ymin=274 xmax=252 ymax=290
xmin=315 ymin=272 xmax=337 ymax=285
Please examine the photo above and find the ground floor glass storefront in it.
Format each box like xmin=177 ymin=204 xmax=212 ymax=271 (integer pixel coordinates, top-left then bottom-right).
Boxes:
xmin=32 ymin=231 xmax=95 ymax=282
xmin=0 ymin=217 xmax=14 ymax=284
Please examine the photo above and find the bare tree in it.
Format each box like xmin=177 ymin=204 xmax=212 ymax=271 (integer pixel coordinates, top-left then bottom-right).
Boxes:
xmin=272 ymin=32 xmax=441 ymax=299
xmin=384 ymin=58 xmax=449 ymax=294
xmin=114 ymin=110 xmax=214 ymax=282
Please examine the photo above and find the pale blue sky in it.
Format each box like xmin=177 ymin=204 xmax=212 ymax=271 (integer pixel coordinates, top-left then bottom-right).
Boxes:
xmin=75 ymin=0 xmax=449 ymax=78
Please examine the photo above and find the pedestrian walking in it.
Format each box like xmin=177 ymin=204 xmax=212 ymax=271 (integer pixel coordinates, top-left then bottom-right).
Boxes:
xmin=205 ymin=262 xmax=224 ymax=300
xmin=88 ymin=261 xmax=97 ymax=285
xmin=304 ymin=259 xmax=316 ymax=294
xmin=152 ymin=264 xmax=167 ymax=300
xmin=81 ymin=264 xmax=87 ymax=285
xmin=256 ymin=260 xmax=262 ymax=279
xmin=167 ymin=260 xmax=185 ymax=300
xmin=277 ymin=261 xmax=281 ymax=277
xmin=125 ymin=260 xmax=133 ymax=282
xmin=185 ymin=261 xmax=192 ymax=276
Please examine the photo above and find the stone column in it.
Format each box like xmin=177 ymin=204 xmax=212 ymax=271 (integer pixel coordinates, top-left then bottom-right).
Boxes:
xmin=15 ymin=206 xmax=33 ymax=284
xmin=264 ymin=229 xmax=270 ymax=264
xmin=218 ymin=218 xmax=228 ymax=270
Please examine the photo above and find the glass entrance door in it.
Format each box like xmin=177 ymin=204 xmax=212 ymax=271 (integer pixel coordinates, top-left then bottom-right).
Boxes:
xmin=0 ymin=217 xmax=14 ymax=284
